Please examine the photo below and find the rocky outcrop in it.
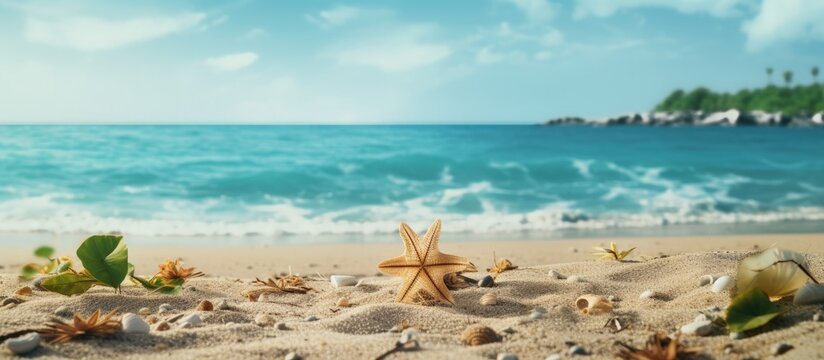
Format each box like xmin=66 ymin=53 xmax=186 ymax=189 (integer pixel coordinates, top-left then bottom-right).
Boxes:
xmin=543 ymin=110 xmax=824 ymax=127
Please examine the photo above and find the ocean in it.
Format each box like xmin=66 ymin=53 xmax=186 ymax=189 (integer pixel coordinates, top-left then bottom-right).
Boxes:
xmin=1 ymin=125 xmax=823 ymax=245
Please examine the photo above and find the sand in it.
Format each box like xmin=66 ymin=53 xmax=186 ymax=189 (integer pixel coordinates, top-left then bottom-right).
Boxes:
xmin=1 ymin=233 xmax=823 ymax=359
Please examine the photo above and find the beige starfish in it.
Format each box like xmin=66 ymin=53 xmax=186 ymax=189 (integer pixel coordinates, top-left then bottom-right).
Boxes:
xmin=377 ymin=219 xmax=476 ymax=305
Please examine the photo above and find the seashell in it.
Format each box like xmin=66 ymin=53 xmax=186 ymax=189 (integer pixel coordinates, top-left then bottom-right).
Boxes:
xmin=680 ymin=319 xmax=712 ymax=336
xmin=575 ymin=294 xmax=613 ymax=315
xmin=276 ymin=322 xmax=289 ymax=330
xmin=155 ymin=321 xmax=171 ymax=331
xmin=122 ymin=313 xmax=150 ymax=334
xmin=566 ymin=275 xmax=580 ymax=283
xmin=138 ymin=307 xmax=151 ymax=316
xmin=479 ymin=275 xmax=495 ymax=288
xmin=738 ymin=247 xmax=809 ymax=299
xmin=197 ymin=300 xmax=214 ymax=311
xmin=146 ymin=315 xmax=159 ymax=324
xmin=53 ymin=306 xmax=71 ymax=317
xmin=330 ymin=275 xmax=357 ymax=288
xmin=255 ymin=314 xmax=273 ymax=327
xmin=336 ymin=297 xmax=350 ymax=307
xmin=771 ymin=343 xmax=793 ymax=356
xmin=304 ymin=315 xmax=318 ymax=322
xmin=217 ymin=299 xmax=230 ymax=310
xmin=639 ymin=290 xmax=657 ymax=299
xmin=444 ymin=273 xmax=476 ymax=290
xmin=793 ymin=283 xmax=824 ymax=305
xmin=284 ymin=352 xmax=302 ymax=360
xmin=1 ymin=297 xmax=24 ymax=307
xmin=547 ymin=269 xmax=564 ymax=279
xmin=699 ymin=275 xmax=715 ymax=286
xmin=568 ymin=345 xmax=587 ymax=356
xmin=15 ymin=286 xmax=33 ymax=296
xmin=711 ymin=276 xmax=733 ymax=293
xmin=480 ymin=292 xmax=498 ymax=306
xmin=461 ymin=324 xmax=500 ymax=346
xmin=4 ymin=332 xmax=41 ymax=355
xmin=178 ymin=313 xmax=202 ymax=328
xmin=497 ymin=353 xmax=518 ymax=360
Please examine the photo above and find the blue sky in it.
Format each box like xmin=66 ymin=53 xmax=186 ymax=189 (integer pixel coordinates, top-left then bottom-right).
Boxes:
xmin=1 ymin=0 xmax=823 ymax=124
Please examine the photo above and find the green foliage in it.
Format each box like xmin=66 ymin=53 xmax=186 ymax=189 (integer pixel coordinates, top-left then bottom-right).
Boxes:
xmin=726 ymin=288 xmax=783 ymax=332
xmin=654 ymin=84 xmax=824 ymax=115
xmin=41 ymin=273 xmax=100 ymax=296
xmin=34 ymin=246 xmax=55 ymax=259
xmin=19 ymin=246 xmax=69 ymax=280
xmin=76 ymin=235 xmax=129 ymax=289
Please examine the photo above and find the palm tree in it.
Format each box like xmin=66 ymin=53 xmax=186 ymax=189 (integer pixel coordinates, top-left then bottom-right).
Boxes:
xmin=813 ymin=66 xmax=820 ymax=83
xmin=783 ymin=70 xmax=793 ymax=87
xmin=766 ymin=67 xmax=774 ymax=85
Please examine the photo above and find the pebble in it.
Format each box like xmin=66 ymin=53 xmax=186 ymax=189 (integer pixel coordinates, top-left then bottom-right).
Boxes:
xmin=501 ymin=326 xmax=516 ymax=334
xmin=158 ymin=303 xmax=173 ymax=313
xmin=547 ymin=269 xmax=563 ymax=279
xmin=178 ymin=313 xmax=202 ymax=328
xmin=479 ymin=275 xmax=495 ymax=288
xmin=53 ymin=306 xmax=71 ymax=317
xmin=255 ymin=314 xmax=273 ymax=327
xmin=15 ymin=286 xmax=33 ymax=296
xmin=497 ymin=353 xmax=519 ymax=360
xmin=813 ymin=312 xmax=823 ymax=322
xmin=4 ymin=332 xmax=41 ymax=355
xmin=330 ymin=275 xmax=358 ymax=288
xmin=284 ymin=352 xmax=302 ymax=360
xmin=680 ymin=319 xmax=713 ymax=336
xmin=122 ymin=313 xmax=151 ymax=334
xmin=566 ymin=275 xmax=581 ymax=283
xmin=217 ymin=299 xmax=230 ymax=310
xmin=545 ymin=354 xmax=562 ymax=360
xmin=729 ymin=332 xmax=744 ymax=340
xmin=138 ymin=307 xmax=152 ymax=316
xmin=155 ymin=321 xmax=171 ymax=331
xmin=276 ymin=322 xmax=289 ymax=330
xmin=607 ymin=295 xmax=617 ymax=302
xmin=399 ymin=328 xmax=418 ymax=344
xmin=771 ymin=343 xmax=793 ymax=356
xmin=197 ymin=300 xmax=214 ymax=311
xmin=1 ymin=298 xmax=23 ymax=307
xmin=711 ymin=276 xmax=733 ymax=293
xmin=699 ymin=275 xmax=715 ymax=286
xmin=304 ymin=315 xmax=318 ymax=322
xmin=568 ymin=345 xmax=587 ymax=356
xmin=639 ymin=289 xmax=657 ymax=300
xmin=529 ymin=310 xmax=544 ymax=320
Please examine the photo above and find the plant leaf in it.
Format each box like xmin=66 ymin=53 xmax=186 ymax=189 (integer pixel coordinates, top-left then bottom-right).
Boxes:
xmin=41 ymin=273 xmax=100 ymax=296
xmin=34 ymin=246 xmax=55 ymax=259
xmin=726 ymin=288 xmax=783 ymax=332
xmin=76 ymin=235 xmax=129 ymax=289
xmin=20 ymin=263 xmax=40 ymax=280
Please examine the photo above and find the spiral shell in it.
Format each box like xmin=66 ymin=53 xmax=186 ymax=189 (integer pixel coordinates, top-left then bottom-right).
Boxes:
xmin=575 ymin=294 xmax=613 ymax=315
xmin=480 ymin=292 xmax=498 ymax=306
xmin=461 ymin=324 xmax=501 ymax=346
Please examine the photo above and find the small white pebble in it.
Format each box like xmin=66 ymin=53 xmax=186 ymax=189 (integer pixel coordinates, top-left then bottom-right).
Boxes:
xmin=497 ymin=353 xmax=519 ymax=360
xmin=4 ymin=332 xmax=41 ymax=355
xmin=529 ymin=310 xmax=544 ymax=320
xmin=216 ymin=299 xmax=230 ymax=310
xmin=680 ymin=320 xmax=713 ymax=336
xmin=158 ymin=303 xmax=173 ymax=313
xmin=568 ymin=345 xmax=587 ymax=356
xmin=304 ymin=315 xmax=318 ymax=322
xmin=399 ymin=328 xmax=418 ymax=344
xmin=640 ymin=290 xmax=657 ymax=299
xmin=122 ymin=313 xmax=150 ymax=334
xmin=178 ymin=313 xmax=202 ymax=328
xmin=711 ymin=276 xmax=734 ymax=293
xmin=330 ymin=275 xmax=357 ymax=288
xmin=545 ymin=354 xmax=562 ymax=360
xmin=284 ymin=352 xmax=302 ymax=360
xmin=729 ymin=332 xmax=744 ymax=340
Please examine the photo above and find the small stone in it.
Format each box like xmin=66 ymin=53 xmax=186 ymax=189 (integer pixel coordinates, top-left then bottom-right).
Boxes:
xmin=178 ymin=313 xmax=202 ymax=328
xmin=711 ymin=276 xmax=734 ymax=293
xmin=217 ymin=299 xmax=230 ymax=310
xmin=729 ymin=332 xmax=744 ymax=340
xmin=14 ymin=286 xmax=32 ymax=296
xmin=53 ymin=306 xmax=71 ymax=317
xmin=640 ymin=290 xmax=657 ymax=299
xmin=146 ymin=315 xmax=159 ymax=324
xmin=568 ymin=345 xmax=587 ymax=356
xmin=276 ymin=322 xmax=289 ymax=330
xmin=138 ymin=307 xmax=151 ymax=316
xmin=197 ymin=300 xmax=214 ymax=311
xmin=122 ymin=313 xmax=151 ymax=334
xmin=501 ymin=326 xmax=516 ymax=334
xmin=547 ymin=269 xmax=564 ymax=279
xmin=566 ymin=275 xmax=581 ymax=283
xmin=1 ymin=297 xmax=23 ymax=307
xmin=724 ymin=344 xmax=734 ymax=354
xmin=534 ymin=306 xmax=548 ymax=314
xmin=4 ymin=332 xmax=41 ymax=355
xmin=284 ymin=352 xmax=302 ymax=360
xmin=399 ymin=328 xmax=418 ymax=344
xmin=771 ymin=343 xmax=793 ymax=356
xmin=529 ymin=310 xmax=544 ymax=320
xmin=330 ymin=275 xmax=358 ymax=288
xmin=497 ymin=353 xmax=519 ymax=360
xmin=607 ymin=295 xmax=617 ymax=302
xmin=680 ymin=319 xmax=713 ymax=336
xmin=304 ymin=315 xmax=318 ymax=322
xmin=545 ymin=354 xmax=562 ymax=360
xmin=813 ymin=312 xmax=823 ymax=322
xmin=155 ymin=321 xmax=171 ymax=331
xmin=255 ymin=314 xmax=273 ymax=327
xmin=479 ymin=275 xmax=495 ymax=288
xmin=158 ymin=303 xmax=173 ymax=313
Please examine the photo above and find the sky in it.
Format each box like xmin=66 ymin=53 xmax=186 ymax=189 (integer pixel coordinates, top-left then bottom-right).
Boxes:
xmin=1 ymin=0 xmax=823 ymax=124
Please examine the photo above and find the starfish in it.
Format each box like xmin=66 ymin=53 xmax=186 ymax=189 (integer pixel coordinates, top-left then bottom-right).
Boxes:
xmin=377 ymin=219 xmax=476 ymax=305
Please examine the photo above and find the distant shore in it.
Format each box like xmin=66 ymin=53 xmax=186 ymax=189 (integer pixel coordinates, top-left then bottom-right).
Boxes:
xmin=544 ymin=109 xmax=824 ymax=127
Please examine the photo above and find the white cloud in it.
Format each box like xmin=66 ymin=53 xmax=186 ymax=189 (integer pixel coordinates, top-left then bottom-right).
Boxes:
xmin=503 ymin=0 xmax=558 ymax=22
xmin=24 ymin=13 xmax=206 ymax=51
xmin=336 ymin=25 xmax=451 ymax=72
xmin=573 ymin=0 xmax=750 ymax=18
xmin=476 ymin=46 xmax=526 ymax=64
xmin=306 ymin=6 xmax=391 ymax=28
xmin=474 ymin=22 xmax=563 ymax=64
xmin=204 ymin=52 xmax=258 ymax=72
xmin=534 ymin=50 xmax=553 ymax=60
xmin=240 ymin=27 xmax=267 ymax=40
xmin=742 ymin=0 xmax=824 ymax=51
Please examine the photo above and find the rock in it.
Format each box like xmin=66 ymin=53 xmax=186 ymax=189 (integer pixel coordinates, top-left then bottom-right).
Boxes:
xmin=53 ymin=306 xmax=71 ymax=317
xmin=255 ymin=314 xmax=273 ymax=327
xmin=4 ymin=332 xmax=41 ymax=355
xmin=399 ymin=328 xmax=418 ymax=344
xmin=607 ymin=295 xmax=617 ymax=302
xmin=529 ymin=310 xmax=544 ymax=320
xmin=158 ymin=303 xmax=173 ymax=313
xmin=284 ymin=352 xmax=302 ymax=360
xmin=138 ymin=307 xmax=151 ymax=316
xmin=729 ymin=332 xmax=744 ymax=340
xmin=155 ymin=321 xmax=171 ymax=331
xmin=711 ymin=276 xmax=733 ymax=293
xmin=197 ymin=300 xmax=214 ymax=311
xmin=122 ymin=313 xmax=150 ymax=334
xmin=479 ymin=275 xmax=495 ymax=287
xmin=771 ymin=343 xmax=793 ymax=356
xmin=547 ymin=269 xmax=564 ymax=279
xmin=14 ymin=286 xmax=32 ymax=296
xmin=545 ymin=354 xmax=562 ymax=360
xmin=497 ymin=353 xmax=519 ymax=360
xmin=639 ymin=290 xmax=657 ymax=299
xmin=568 ymin=345 xmax=587 ymax=356
xmin=680 ymin=319 xmax=713 ymax=336
xmin=178 ymin=313 xmax=202 ymax=328
xmin=276 ymin=322 xmax=289 ymax=330
xmin=330 ymin=275 xmax=358 ymax=288
xmin=501 ymin=326 xmax=515 ymax=334
xmin=304 ymin=315 xmax=318 ymax=322
xmin=217 ymin=299 xmax=230 ymax=310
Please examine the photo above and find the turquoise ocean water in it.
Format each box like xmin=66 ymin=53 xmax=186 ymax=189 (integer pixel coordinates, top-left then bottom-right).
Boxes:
xmin=1 ymin=126 xmax=823 ymax=244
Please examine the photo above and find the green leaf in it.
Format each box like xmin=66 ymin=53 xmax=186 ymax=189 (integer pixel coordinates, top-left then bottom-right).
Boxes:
xmin=76 ymin=235 xmax=129 ymax=289
xmin=726 ymin=288 xmax=783 ymax=332
xmin=34 ymin=246 xmax=55 ymax=259
xmin=41 ymin=273 xmax=99 ymax=296
xmin=20 ymin=264 xmax=40 ymax=280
